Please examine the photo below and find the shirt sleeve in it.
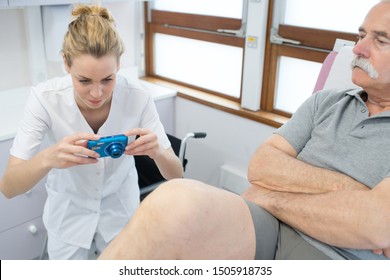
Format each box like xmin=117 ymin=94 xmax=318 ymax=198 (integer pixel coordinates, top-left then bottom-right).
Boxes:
xmin=10 ymin=88 xmax=50 ymax=160
xmin=274 ymin=92 xmax=320 ymax=154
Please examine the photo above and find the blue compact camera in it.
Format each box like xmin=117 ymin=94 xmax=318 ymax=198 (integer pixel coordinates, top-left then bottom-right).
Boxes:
xmin=87 ymin=134 xmax=128 ymax=159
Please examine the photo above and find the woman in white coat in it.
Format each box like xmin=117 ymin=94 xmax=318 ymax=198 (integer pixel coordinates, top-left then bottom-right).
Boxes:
xmin=0 ymin=4 xmax=183 ymax=259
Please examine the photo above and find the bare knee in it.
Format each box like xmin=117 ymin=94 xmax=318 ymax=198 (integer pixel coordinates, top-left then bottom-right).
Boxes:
xmin=140 ymin=179 xmax=211 ymax=230
xmin=140 ymin=179 xmax=256 ymax=259
xmin=144 ymin=178 xmax=208 ymax=206
xmin=100 ymin=179 xmax=201 ymax=259
xmin=101 ymin=179 xmax=256 ymax=259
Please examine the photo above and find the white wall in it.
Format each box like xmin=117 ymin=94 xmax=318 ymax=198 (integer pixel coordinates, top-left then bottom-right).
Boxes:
xmin=0 ymin=9 xmax=31 ymax=90
xmin=0 ymin=1 xmax=141 ymax=91
xmin=175 ymin=97 xmax=276 ymax=190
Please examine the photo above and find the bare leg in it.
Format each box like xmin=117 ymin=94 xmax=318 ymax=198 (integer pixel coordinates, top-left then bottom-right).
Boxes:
xmin=99 ymin=178 xmax=256 ymax=259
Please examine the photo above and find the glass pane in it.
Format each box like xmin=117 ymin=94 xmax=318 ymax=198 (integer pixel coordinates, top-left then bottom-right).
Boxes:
xmin=283 ymin=0 xmax=380 ymax=33
xmin=154 ymin=34 xmax=243 ymax=98
xmin=153 ymin=0 xmax=243 ymax=19
xmin=275 ymin=56 xmax=322 ymax=114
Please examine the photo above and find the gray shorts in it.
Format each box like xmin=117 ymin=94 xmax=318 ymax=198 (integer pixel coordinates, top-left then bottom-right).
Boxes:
xmin=245 ymin=199 xmax=331 ymax=260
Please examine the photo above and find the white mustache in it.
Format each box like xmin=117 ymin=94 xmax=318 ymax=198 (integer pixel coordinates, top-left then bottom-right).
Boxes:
xmin=350 ymin=57 xmax=379 ymax=79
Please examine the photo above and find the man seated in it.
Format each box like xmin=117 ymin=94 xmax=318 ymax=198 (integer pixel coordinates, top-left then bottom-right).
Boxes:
xmin=99 ymin=1 xmax=390 ymax=260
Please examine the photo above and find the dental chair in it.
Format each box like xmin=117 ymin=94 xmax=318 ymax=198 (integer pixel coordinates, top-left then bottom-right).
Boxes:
xmin=313 ymin=45 xmax=360 ymax=92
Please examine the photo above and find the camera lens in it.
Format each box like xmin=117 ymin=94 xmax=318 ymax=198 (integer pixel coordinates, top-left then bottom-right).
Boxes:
xmin=106 ymin=143 xmax=125 ymax=158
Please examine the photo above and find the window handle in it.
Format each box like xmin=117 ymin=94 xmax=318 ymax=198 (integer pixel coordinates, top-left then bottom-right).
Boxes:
xmin=270 ymin=29 xmax=301 ymax=45
xmin=217 ymin=27 xmax=245 ymax=37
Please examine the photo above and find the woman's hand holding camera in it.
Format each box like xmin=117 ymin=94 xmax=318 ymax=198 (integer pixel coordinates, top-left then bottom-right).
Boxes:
xmin=124 ymin=128 xmax=162 ymax=159
xmin=45 ymin=132 xmax=100 ymax=169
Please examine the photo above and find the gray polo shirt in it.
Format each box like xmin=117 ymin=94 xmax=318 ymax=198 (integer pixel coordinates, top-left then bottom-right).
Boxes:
xmin=276 ymin=88 xmax=390 ymax=260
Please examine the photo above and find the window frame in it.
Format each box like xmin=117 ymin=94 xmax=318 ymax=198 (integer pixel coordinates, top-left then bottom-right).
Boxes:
xmin=144 ymin=7 xmax=245 ymax=102
xmin=261 ymin=0 xmax=358 ymax=117
xmin=143 ymin=0 xmax=360 ymax=125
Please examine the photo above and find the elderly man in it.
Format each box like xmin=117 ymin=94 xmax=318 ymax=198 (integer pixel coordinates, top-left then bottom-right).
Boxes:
xmin=99 ymin=1 xmax=390 ymax=260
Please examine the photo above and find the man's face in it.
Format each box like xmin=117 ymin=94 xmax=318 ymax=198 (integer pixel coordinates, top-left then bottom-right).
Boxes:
xmin=352 ymin=2 xmax=390 ymax=92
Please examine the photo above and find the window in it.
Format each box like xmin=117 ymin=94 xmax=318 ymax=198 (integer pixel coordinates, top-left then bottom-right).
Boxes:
xmin=144 ymin=0 xmax=380 ymax=125
xmin=145 ymin=0 xmax=245 ymax=101
xmin=154 ymin=34 xmax=243 ymax=98
xmin=266 ymin=0 xmax=380 ymax=116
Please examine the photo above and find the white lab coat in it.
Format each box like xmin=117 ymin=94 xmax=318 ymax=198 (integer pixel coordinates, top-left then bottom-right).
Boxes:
xmin=11 ymin=74 xmax=170 ymax=249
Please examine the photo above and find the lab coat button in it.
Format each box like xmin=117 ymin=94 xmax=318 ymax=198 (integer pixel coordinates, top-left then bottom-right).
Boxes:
xmin=361 ymin=109 xmax=367 ymax=113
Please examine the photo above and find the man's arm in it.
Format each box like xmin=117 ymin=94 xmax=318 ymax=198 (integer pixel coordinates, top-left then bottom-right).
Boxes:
xmin=247 ymin=134 xmax=369 ymax=194
xmin=243 ymin=179 xmax=390 ymax=251
xmin=244 ymin=133 xmax=390 ymax=253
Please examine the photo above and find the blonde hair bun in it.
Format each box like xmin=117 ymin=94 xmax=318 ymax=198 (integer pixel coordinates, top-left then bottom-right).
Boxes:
xmin=71 ymin=4 xmax=115 ymax=24
xmin=62 ymin=4 xmax=124 ymax=67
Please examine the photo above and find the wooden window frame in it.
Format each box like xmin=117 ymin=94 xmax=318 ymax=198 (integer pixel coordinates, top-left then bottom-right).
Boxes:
xmin=261 ymin=0 xmax=358 ymax=118
xmin=262 ymin=45 xmax=328 ymax=117
xmin=144 ymin=5 xmax=245 ymax=102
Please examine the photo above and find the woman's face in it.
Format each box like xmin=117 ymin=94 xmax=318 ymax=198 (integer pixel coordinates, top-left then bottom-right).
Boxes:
xmin=65 ymin=54 xmax=119 ymax=112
